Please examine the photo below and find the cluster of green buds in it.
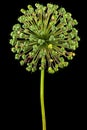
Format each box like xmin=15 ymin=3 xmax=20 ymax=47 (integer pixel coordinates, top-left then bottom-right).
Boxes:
xmin=9 ymin=3 xmax=80 ymax=74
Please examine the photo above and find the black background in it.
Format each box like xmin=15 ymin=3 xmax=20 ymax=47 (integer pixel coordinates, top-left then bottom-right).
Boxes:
xmin=0 ymin=0 xmax=86 ymax=129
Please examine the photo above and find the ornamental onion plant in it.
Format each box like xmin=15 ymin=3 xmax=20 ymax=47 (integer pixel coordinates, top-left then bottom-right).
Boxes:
xmin=9 ymin=3 xmax=80 ymax=130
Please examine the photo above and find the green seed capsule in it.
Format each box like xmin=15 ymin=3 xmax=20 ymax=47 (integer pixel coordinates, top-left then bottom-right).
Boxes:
xmin=11 ymin=47 xmax=16 ymax=53
xmin=20 ymin=60 xmax=25 ymax=66
xmin=48 ymin=67 xmax=55 ymax=74
xmin=20 ymin=9 xmax=26 ymax=14
xmin=22 ymin=54 xmax=26 ymax=59
xmin=15 ymin=54 xmax=20 ymax=60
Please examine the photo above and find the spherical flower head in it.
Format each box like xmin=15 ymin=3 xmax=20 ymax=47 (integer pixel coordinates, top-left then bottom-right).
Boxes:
xmin=9 ymin=3 xmax=80 ymax=74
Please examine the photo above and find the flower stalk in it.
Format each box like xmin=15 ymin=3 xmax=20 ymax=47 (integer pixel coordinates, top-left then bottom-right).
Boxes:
xmin=40 ymin=69 xmax=46 ymax=130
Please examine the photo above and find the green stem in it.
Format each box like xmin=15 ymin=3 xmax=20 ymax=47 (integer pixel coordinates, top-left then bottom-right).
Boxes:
xmin=40 ymin=69 xmax=46 ymax=130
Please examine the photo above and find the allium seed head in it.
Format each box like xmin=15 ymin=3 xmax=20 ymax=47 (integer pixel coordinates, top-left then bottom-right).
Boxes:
xmin=9 ymin=3 xmax=80 ymax=74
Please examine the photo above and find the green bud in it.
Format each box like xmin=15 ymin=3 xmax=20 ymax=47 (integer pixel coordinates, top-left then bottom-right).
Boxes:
xmin=58 ymin=62 xmax=64 ymax=68
xmin=60 ymin=47 xmax=65 ymax=52
xmin=11 ymin=47 xmax=16 ymax=53
xmin=24 ymin=41 xmax=29 ymax=46
xmin=20 ymin=9 xmax=26 ymax=14
xmin=60 ymin=47 xmax=66 ymax=55
xmin=67 ymin=55 xmax=73 ymax=60
xmin=65 ymin=13 xmax=72 ymax=20
xmin=62 ymin=27 xmax=67 ymax=31
xmin=19 ymin=33 xmax=25 ymax=38
xmin=12 ymin=24 xmax=21 ymax=30
xmin=15 ymin=54 xmax=20 ymax=60
xmin=12 ymin=35 xmax=17 ymax=39
xmin=69 ymin=45 xmax=76 ymax=50
xmin=24 ymin=29 xmax=29 ymax=34
xmin=39 ymin=66 xmax=43 ymax=70
xmin=51 ymin=50 xmax=57 ymax=56
xmin=47 ymin=3 xmax=53 ymax=9
xmin=16 ymin=48 xmax=21 ymax=53
xmin=68 ymin=40 xmax=74 ymax=45
xmin=32 ymin=66 xmax=37 ymax=72
xmin=63 ymin=62 xmax=69 ymax=67
xmin=51 ymin=25 xmax=57 ymax=32
xmin=20 ymin=60 xmax=25 ymax=66
xmin=48 ymin=67 xmax=55 ymax=74
xmin=54 ymin=5 xmax=59 ymax=10
xmin=49 ymin=59 xmax=53 ymax=63
xmin=49 ymin=35 xmax=55 ymax=41
xmin=64 ymin=13 xmax=68 ymax=19
xmin=49 ymin=21 xmax=55 ymax=26
xmin=22 ymin=23 xmax=29 ymax=28
xmin=60 ymin=18 xmax=65 ymax=23
xmin=62 ymin=42 xmax=69 ymax=48
xmin=59 ymin=7 xmax=66 ymax=15
xmin=75 ymin=41 xmax=79 ymax=48
xmin=48 ymin=44 xmax=53 ymax=49
xmin=59 ymin=57 xmax=64 ymax=62
xmin=69 ymin=33 xmax=75 ymax=39
xmin=29 ymin=34 xmax=34 ymax=42
xmin=27 ymin=5 xmax=32 ymax=9
xmin=29 ymin=52 xmax=34 ymax=57
xmin=22 ymin=54 xmax=26 ymax=59
xmin=73 ymin=19 xmax=78 ymax=25
xmin=76 ymin=36 xmax=80 ymax=41
xmin=33 ymin=45 xmax=38 ymax=52
xmin=29 ymin=25 xmax=36 ymax=31
xmin=39 ymin=49 xmax=46 ymax=58
xmin=59 ymin=61 xmax=69 ymax=68
xmin=51 ymin=15 xmax=57 ymax=21
xmin=67 ymin=23 xmax=72 ymax=30
xmin=26 ymin=67 xmax=31 ymax=72
xmin=54 ymin=64 xmax=59 ymax=72
xmin=35 ymin=3 xmax=40 ymax=8
xmin=38 ymin=39 xmax=45 ymax=45
xmin=18 ymin=16 xmax=26 ymax=23
xmin=10 ymin=32 xmax=14 ymax=37
xmin=59 ymin=34 xmax=65 ymax=39
xmin=27 ymin=63 xmax=32 ymax=69
xmin=9 ymin=39 xmax=15 ymax=45
xmin=72 ymin=28 xmax=78 ymax=36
